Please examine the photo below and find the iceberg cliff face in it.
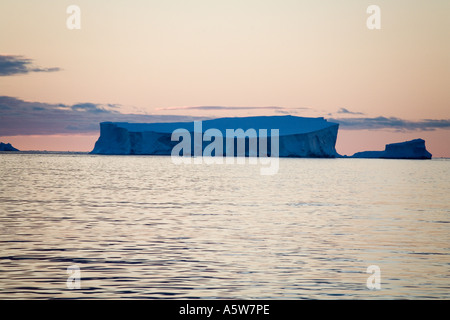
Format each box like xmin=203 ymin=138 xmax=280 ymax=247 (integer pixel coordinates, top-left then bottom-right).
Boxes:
xmin=352 ymin=139 xmax=432 ymax=159
xmin=91 ymin=115 xmax=340 ymax=158
xmin=0 ymin=142 xmax=19 ymax=151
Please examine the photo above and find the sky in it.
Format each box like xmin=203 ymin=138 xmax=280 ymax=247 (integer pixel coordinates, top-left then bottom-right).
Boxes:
xmin=0 ymin=0 xmax=449 ymax=156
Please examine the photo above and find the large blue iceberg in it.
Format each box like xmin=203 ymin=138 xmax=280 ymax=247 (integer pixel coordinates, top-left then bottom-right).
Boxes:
xmin=91 ymin=115 xmax=340 ymax=158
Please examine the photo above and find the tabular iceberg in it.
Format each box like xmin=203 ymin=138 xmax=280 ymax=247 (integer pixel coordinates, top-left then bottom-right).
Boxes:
xmin=91 ymin=115 xmax=340 ymax=158
xmin=352 ymin=139 xmax=432 ymax=159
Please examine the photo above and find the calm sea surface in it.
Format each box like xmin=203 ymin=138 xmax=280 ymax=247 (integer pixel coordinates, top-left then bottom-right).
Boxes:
xmin=0 ymin=153 xmax=449 ymax=299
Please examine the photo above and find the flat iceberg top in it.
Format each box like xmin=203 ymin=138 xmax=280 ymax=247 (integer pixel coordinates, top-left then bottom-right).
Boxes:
xmin=105 ymin=115 xmax=337 ymax=136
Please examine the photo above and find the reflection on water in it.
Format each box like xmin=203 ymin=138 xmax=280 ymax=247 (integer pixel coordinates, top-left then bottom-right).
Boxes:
xmin=0 ymin=153 xmax=449 ymax=299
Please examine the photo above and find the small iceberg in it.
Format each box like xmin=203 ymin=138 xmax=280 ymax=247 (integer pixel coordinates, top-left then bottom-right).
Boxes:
xmin=352 ymin=139 xmax=432 ymax=159
xmin=0 ymin=142 xmax=19 ymax=151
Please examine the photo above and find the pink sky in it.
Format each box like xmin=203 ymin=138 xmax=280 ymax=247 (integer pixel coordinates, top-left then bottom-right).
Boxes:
xmin=0 ymin=1 xmax=449 ymax=156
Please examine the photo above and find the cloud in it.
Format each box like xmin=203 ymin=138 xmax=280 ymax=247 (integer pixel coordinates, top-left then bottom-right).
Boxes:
xmin=330 ymin=116 xmax=450 ymax=131
xmin=2 ymin=96 xmax=448 ymax=136
xmin=71 ymin=103 xmax=119 ymax=114
xmin=275 ymin=110 xmax=290 ymax=115
xmin=0 ymin=96 xmax=204 ymax=136
xmin=337 ymin=108 xmax=365 ymax=115
xmin=0 ymin=55 xmax=61 ymax=76
xmin=156 ymin=105 xmax=290 ymax=111
xmin=156 ymin=105 xmax=310 ymax=115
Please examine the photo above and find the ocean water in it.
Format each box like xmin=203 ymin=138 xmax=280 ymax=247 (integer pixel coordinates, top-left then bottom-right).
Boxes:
xmin=0 ymin=153 xmax=449 ymax=299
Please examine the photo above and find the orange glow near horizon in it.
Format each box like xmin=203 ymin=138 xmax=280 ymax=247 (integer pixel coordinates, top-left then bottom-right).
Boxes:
xmin=0 ymin=134 xmax=99 ymax=152
xmin=2 ymin=128 xmax=449 ymax=157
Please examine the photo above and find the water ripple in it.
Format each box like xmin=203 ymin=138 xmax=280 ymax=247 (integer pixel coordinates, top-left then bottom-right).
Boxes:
xmin=0 ymin=154 xmax=449 ymax=299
